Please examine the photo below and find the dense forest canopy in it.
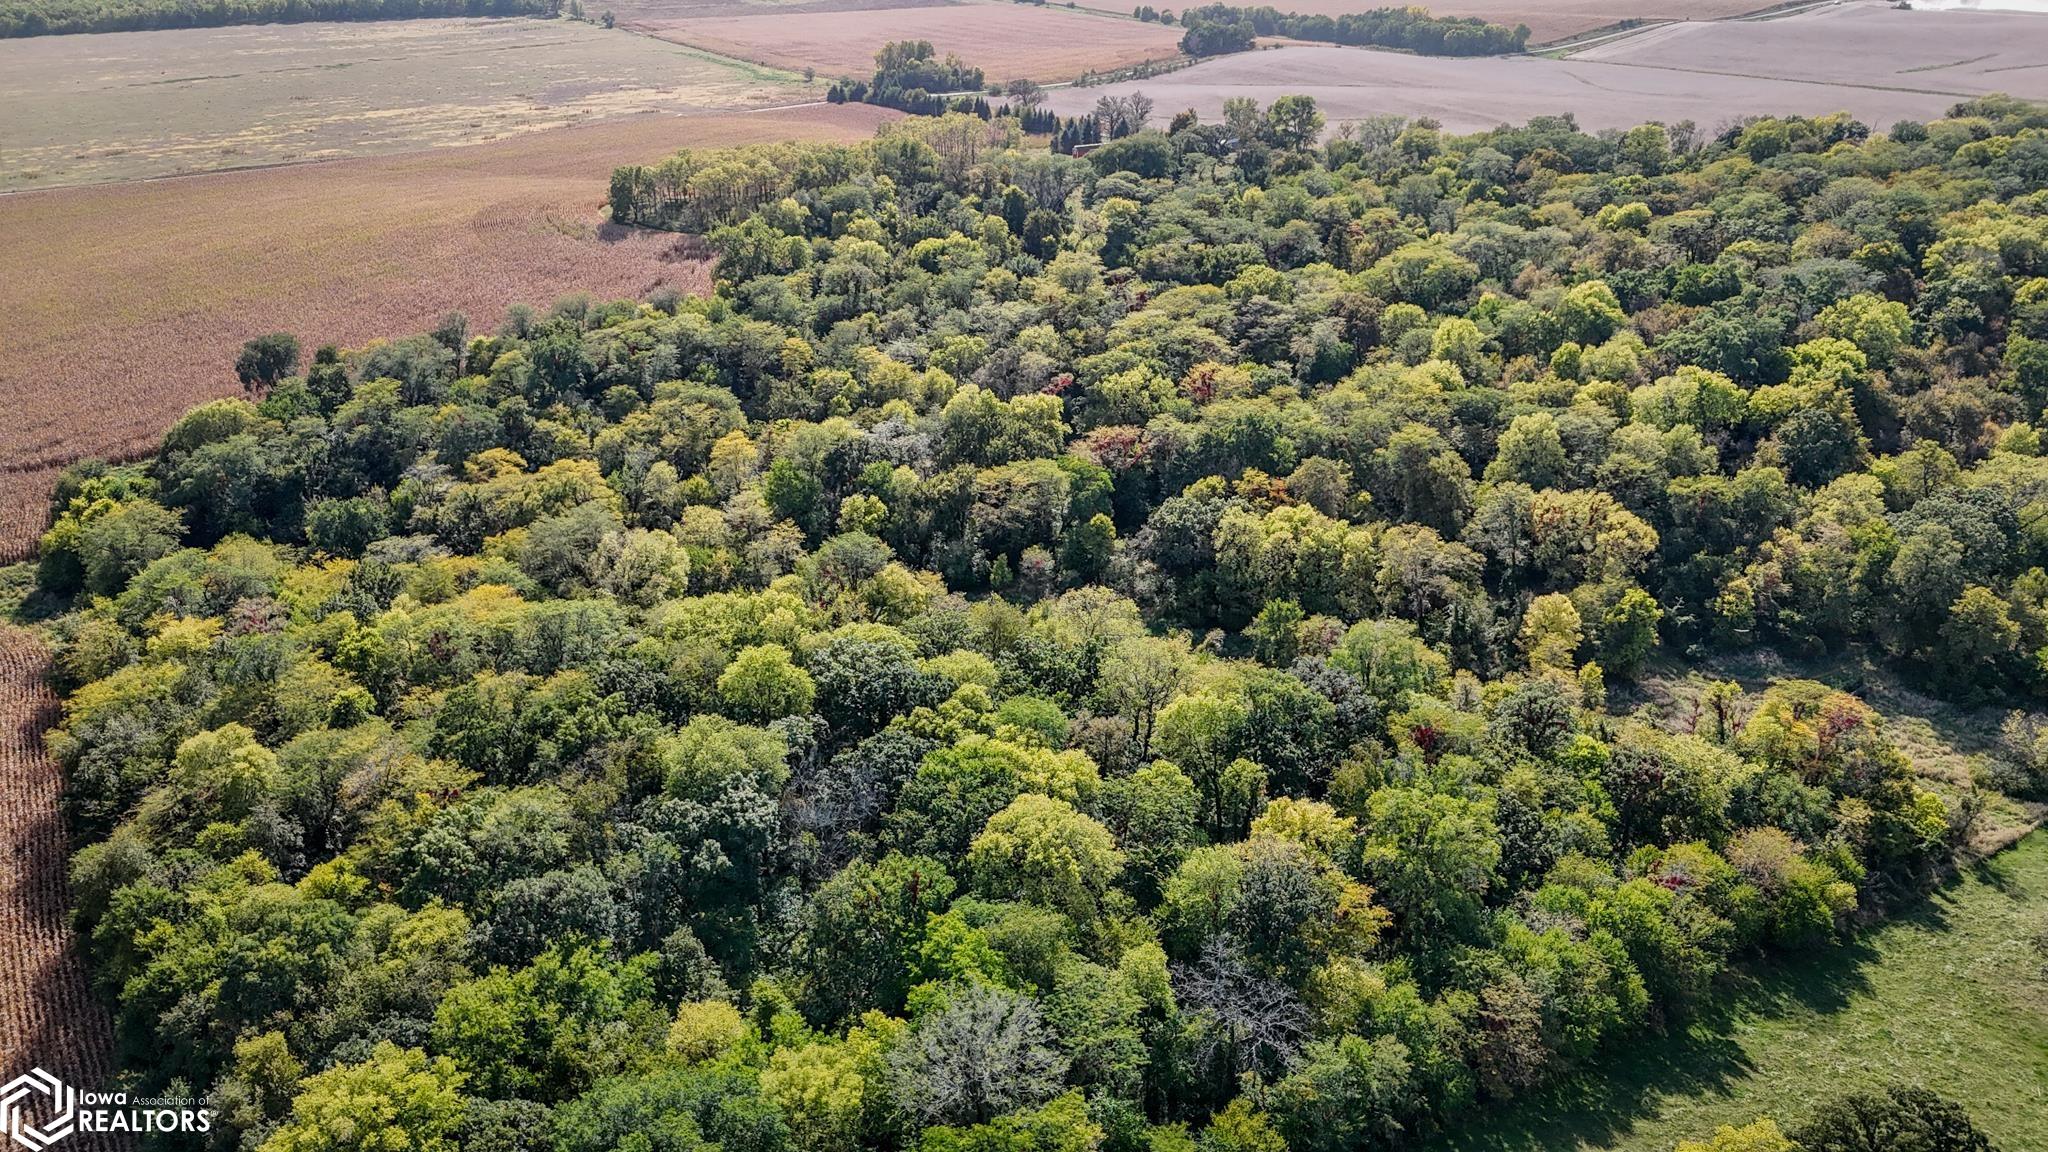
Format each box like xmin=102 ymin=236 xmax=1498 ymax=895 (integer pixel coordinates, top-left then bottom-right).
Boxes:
xmin=31 ymin=93 xmax=2048 ymax=1152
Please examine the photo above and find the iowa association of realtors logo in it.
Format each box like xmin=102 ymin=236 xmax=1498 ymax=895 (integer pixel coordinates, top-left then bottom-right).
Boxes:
xmin=0 ymin=1069 xmax=212 ymax=1146
xmin=1 ymin=1069 xmax=76 ymax=1150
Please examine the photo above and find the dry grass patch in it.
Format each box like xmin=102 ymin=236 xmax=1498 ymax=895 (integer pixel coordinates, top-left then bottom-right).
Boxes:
xmin=0 ymin=104 xmax=898 ymax=560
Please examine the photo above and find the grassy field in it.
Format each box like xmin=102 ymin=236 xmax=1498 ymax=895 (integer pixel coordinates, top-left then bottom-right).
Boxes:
xmin=641 ymin=0 xmax=1185 ymax=83
xmin=0 ymin=15 xmax=817 ymax=188
xmin=0 ymin=103 xmax=898 ymax=560
xmin=1429 ymin=829 xmax=2048 ymax=1151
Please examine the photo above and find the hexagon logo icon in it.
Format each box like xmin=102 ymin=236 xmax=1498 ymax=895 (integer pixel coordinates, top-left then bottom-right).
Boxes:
xmin=0 ymin=1070 xmax=76 ymax=1150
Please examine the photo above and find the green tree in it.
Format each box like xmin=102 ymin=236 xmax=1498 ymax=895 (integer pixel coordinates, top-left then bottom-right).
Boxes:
xmin=1261 ymin=96 xmax=1325 ymax=151
xmin=796 ymin=853 xmax=956 ymax=1022
xmin=719 ymin=643 xmax=819 ymax=722
xmin=1358 ymin=788 xmax=1500 ymax=950
xmin=968 ymin=794 xmax=1124 ymax=926
xmin=1789 ymin=1085 xmax=1996 ymax=1152
xmin=1268 ymin=1034 xmax=1417 ymax=1152
xmin=261 ymin=1042 xmax=465 ymax=1152
xmin=1487 ymin=413 xmax=1568 ymax=491
xmin=237 ymin=332 xmax=302 ymax=395
xmin=1099 ymin=759 xmax=1202 ymax=902
xmin=1601 ymin=587 xmax=1663 ymax=678
xmin=1518 ymin=593 xmax=1583 ymax=673
xmin=430 ymin=944 xmax=665 ymax=1102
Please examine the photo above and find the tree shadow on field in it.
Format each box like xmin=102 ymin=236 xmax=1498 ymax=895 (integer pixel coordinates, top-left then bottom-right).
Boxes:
xmin=592 ymin=221 xmax=714 ymax=261
xmin=1425 ymin=926 xmax=1893 ymax=1151
xmin=1967 ymin=848 xmax=2027 ymax=897
xmin=660 ymin=233 xmax=714 ymax=261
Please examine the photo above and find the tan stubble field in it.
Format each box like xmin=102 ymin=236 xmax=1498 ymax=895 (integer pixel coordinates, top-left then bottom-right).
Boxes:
xmin=641 ymin=0 xmax=1187 ymax=82
xmin=0 ymin=15 xmax=821 ymax=189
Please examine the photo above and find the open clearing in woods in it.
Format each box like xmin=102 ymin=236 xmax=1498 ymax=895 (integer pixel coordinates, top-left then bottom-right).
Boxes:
xmin=0 ymin=15 xmax=818 ymax=189
xmin=1627 ymin=648 xmax=2048 ymax=853
xmin=0 ymin=104 xmax=898 ymax=561
xmin=1428 ymin=830 xmax=2048 ymax=1152
xmin=1047 ymin=1 xmax=2048 ymax=134
xmin=639 ymin=0 xmax=1186 ymax=83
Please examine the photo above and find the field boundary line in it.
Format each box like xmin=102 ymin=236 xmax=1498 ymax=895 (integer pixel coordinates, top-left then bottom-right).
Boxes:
xmin=1543 ymin=0 xmax=1843 ymax=55
xmin=1733 ymin=0 xmax=1846 ymax=20
xmin=1554 ymin=54 xmax=1982 ymax=99
xmin=1537 ymin=20 xmax=1672 ymax=56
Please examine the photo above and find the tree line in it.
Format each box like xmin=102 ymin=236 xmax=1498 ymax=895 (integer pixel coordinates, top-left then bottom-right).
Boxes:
xmin=813 ymin=42 xmax=1159 ymax=157
xmin=826 ymin=39 xmax=989 ymax=116
xmin=29 ymin=89 xmax=2048 ymax=1152
xmin=1177 ymin=3 xmax=1529 ymax=59
xmin=0 ymin=0 xmax=546 ymax=38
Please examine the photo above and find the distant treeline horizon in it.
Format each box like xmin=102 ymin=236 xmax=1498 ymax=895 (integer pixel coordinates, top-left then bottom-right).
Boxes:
xmin=0 ymin=0 xmax=549 ymax=39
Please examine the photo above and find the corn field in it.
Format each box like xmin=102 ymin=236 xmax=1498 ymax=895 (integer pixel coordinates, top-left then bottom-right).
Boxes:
xmin=0 ymin=627 xmax=128 ymax=1148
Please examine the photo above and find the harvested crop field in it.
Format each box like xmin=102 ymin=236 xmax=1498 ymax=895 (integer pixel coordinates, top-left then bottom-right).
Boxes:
xmin=0 ymin=104 xmax=898 ymax=561
xmin=1563 ymin=1 xmax=2048 ymax=93
xmin=607 ymin=0 xmax=958 ymax=20
xmin=1064 ymin=0 xmax=1775 ymax=46
xmin=1048 ymin=1 xmax=2048 ymax=136
xmin=643 ymin=0 xmax=1185 ymax=82
xmin=1380 ymin=0 xmax=1768 ymax=43
xmin=0 ymin=626 xmax=116 ymax=1131
xmin=0 ymin=15 xmax=817 ymax=188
